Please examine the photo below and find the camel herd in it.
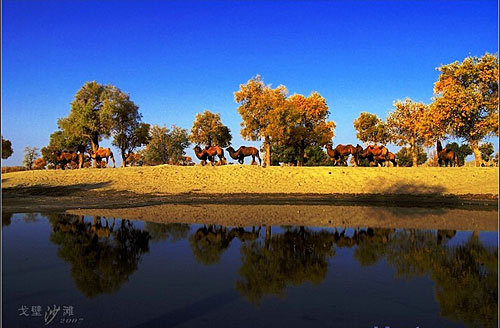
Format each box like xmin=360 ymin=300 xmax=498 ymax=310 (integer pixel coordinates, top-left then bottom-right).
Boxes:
xmin=52 ymin=141 xmax=458 ymax=169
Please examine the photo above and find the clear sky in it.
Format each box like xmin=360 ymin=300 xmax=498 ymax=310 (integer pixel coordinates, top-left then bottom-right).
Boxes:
xmin=2 ymin=0 xmax=498 ymax=166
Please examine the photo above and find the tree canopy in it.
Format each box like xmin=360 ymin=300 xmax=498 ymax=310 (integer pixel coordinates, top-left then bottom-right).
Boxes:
xmin=23 ymin=146 xmax=39 ymax=170
xmin=2 ymin=136 xmax=13 ymax=159
xmin=395 ymin=146 xmax=427 ymax=167
xmin=59 ymin=81 xmax=139 ymax=156
xmin=428 ymin=53 xmax=499 ymax=166
xmin=189 ymin=110 xmax=231 ymax=147
xmin=278 ymin=93 xmax=335 ymax=166
xmin=141 ymin=125 xmax=190 ymax=165
xmin=353 ymin=112 xmax=389 ymax=145
xmin=386 ymin=98 xmax=428 ymax=166
xmin=234 ymin=75 xmax=288 ymax=166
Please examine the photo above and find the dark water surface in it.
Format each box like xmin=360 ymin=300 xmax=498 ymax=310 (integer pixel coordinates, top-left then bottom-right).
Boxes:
xmin=2 ymin=212 xmax=498 ymax=328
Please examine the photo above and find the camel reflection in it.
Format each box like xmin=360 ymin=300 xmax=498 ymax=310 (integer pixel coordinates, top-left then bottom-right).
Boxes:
xmin=48 ymin=215 xmax=151 ymax=298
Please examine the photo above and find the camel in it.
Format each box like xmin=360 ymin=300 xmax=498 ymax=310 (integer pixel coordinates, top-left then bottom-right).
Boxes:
xmin=90 ymin=147 xmax=116 ymax=168
xmin=193 ymin=145 xmax=213 ymax=166
xmin=326 ymin=144 xmax=361 ymax=166
xmin=436 ymin=141 xmax=458 ymax=167
xmin=226 ymin=146 xmax=262 ymax=165
xmin=193 ymin=145 xmax=226 ymax=166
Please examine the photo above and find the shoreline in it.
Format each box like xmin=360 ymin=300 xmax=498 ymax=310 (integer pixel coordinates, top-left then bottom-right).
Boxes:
xmin=1 ymin=191 xmax=497 ymax=213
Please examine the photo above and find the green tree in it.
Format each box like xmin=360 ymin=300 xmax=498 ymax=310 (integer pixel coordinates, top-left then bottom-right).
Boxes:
xmin=234 ymin=75 xmax=288 ymax=167
xmin=429 ymin=53 xmax=499 ymax=166
xmin=111 ymin=90 xmax=149 ymax=166
xmin=41 ymin=130 xmax=89 ymax=167
xmin=386 ymin=98 xmax=428 ymax=166
xmin=189 ymin=110 xmax=231 ymax=147
xmin=353 ymin=112 xmax=389 ymax=145
xmin=141 ymin=125 xmax=190 ymax=165
xmin=59 ymin=82 xmax=139 ymax=167
xmin=167 ymin=125 xmax=190 ymax=164
xmin=23 ymin=146 xmax=39 ymax=170
xmin=479 ymin=142 xmax=495 ymax=162
xmin=445 ymin=142 xmax=472 ymax=166
xmin=2 ymin=136 xmax=13 ymax=159
xmin=395 ymin=146 xmax=427 ymax=167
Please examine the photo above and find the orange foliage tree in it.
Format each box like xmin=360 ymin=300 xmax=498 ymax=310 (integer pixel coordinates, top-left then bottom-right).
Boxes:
xmin=279 ymin=93 xmax=335 ymax=166
xmin=428 ymin=53 xmax=499 ymax=166
xmin=234 ymin=75 xmax=288 ymax=167
xmin=353 ymin=112 xmax=389 ymax=145
xmin=386 ymin=98 xmax=428 ymax=167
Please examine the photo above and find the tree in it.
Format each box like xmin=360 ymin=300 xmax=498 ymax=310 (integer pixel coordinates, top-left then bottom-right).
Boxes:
xmin=111 ymin=89 xmax=149 ymax=166
xmin=386 ymin=98 xmax=428 ymax=166
xmin=279 ymin=93 xmax=335 ymax=166
xmin=445 ymin=142 xmax=473 ymax=166
xmin=234 ymin=75 xmax=288 ymax=167
xmin=395 ymin=146 xmax=427 ymax=167
xmin=33 ymin=158 xmax=47 ymax=170
xmin=23 ymin=146 xmax=39 ymax=170
xmin=141 ymin=125 xmax=190 ymax=165
xmin=429 ymin=53 xmax=499 ymax=166
xmin=41 ymin=130 xmax=89 ymax=167
xmin=189 ymin=110 xmax=231 ymax=148
xmin=59 ymin=82 xmax=138 ymax=165
xmin=479 ymin=142 xmax=494 ymax=163
xmin=2 ymin=136 xmax=13 ymax=159
xmin=113 ymin=122 xmax=150 ymax=167
xmin=353 ymin=112 xmax=390 ymax=145
xmin=167 ymin=125 xmax=190 ymax=164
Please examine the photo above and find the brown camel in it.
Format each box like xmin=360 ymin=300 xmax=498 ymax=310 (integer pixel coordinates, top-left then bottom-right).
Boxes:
xmin=194 ymin=145 xmax=225 ymax=165
xmin=359 ymin=145 xmax=390 ymax=166
xmin=90 ymin=148 xmax=116 ymax=168
xmin=326 ymin=144 xmax=361 ymax=166
xmin=226 ymin=146 xmax=262 ymax=165
xmin=436 ymin=141 xmax=458 ymax=167
xmin=193 ymin=145 xmax=213 ymax=166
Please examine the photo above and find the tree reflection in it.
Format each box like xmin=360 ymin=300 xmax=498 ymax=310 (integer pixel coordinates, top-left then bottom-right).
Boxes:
xmin=189 ymin=225 xmax=235 ymax=265
xmin=48 ymin=215 xmax=151 ymax=298
xmin=144 ymin=222 xmax=190 ymax=243
xmin=2 ymin=212 xmax=13 ymax=227
xmin=236 ymin=226 xmax=335 ymax=304
xmin=351 ymin=228 xmax=498 ymax=328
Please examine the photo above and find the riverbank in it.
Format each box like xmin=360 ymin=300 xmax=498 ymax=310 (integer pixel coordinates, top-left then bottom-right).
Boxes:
xmin=2 ymin=165 xmax=498 ymax=213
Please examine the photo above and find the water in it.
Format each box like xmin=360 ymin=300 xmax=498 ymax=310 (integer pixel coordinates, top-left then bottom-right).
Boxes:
xmin=2 ymin=212 xmax=498 ymax=328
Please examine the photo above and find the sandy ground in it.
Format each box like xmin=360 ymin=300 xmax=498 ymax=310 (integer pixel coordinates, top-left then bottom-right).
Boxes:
xmin=2 ymin=165 xmax=498 ymax=216
xmin=67 ymin=204 xmax=498 ymax=231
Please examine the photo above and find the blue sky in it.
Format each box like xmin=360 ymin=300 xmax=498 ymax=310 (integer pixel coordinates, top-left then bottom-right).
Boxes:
xmin=2 ymin=0 xmax=498 ymax=165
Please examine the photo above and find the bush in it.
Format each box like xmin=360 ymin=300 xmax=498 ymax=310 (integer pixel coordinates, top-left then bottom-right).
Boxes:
xmin=1 ymin=166 xmax=27 ymax=173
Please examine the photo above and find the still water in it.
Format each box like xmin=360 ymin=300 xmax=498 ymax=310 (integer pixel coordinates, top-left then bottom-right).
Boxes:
xmin=2 ymin=212 xmax=498 ymax=328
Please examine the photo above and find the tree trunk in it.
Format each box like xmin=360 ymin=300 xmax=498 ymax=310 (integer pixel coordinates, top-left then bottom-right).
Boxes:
xmin=470 ymin=141 xmax=482 ymax=167
xmin=264 ymin=137 xmax=271 ymax=167
xmin=410 ymin=137 xmax=418 ymax=167
xmin=265 ymin=225 xmax=272 ymax=249
xmin=78 ymin=153 xmax=84 ymax=169
xmin=90 ymin=137 xmax=99 ymax=168
xmin=121 ymin=149 xmax=127 ymax=167
xmin=298 ymin=147 xmax=305 ymax=166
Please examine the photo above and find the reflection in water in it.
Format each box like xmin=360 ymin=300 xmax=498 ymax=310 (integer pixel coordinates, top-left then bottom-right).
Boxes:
xmin=23 ymin=214 xmax=496 ymax=327
xmin=48 ymin=214 xmax=150 ymax=298
xmin=236 ymin=226 xmax=336 ymax=304
xmin=144 ymin=222 xmax=190 ymax=243
xmin=189 ymin=225 xmax=235 ymax=265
